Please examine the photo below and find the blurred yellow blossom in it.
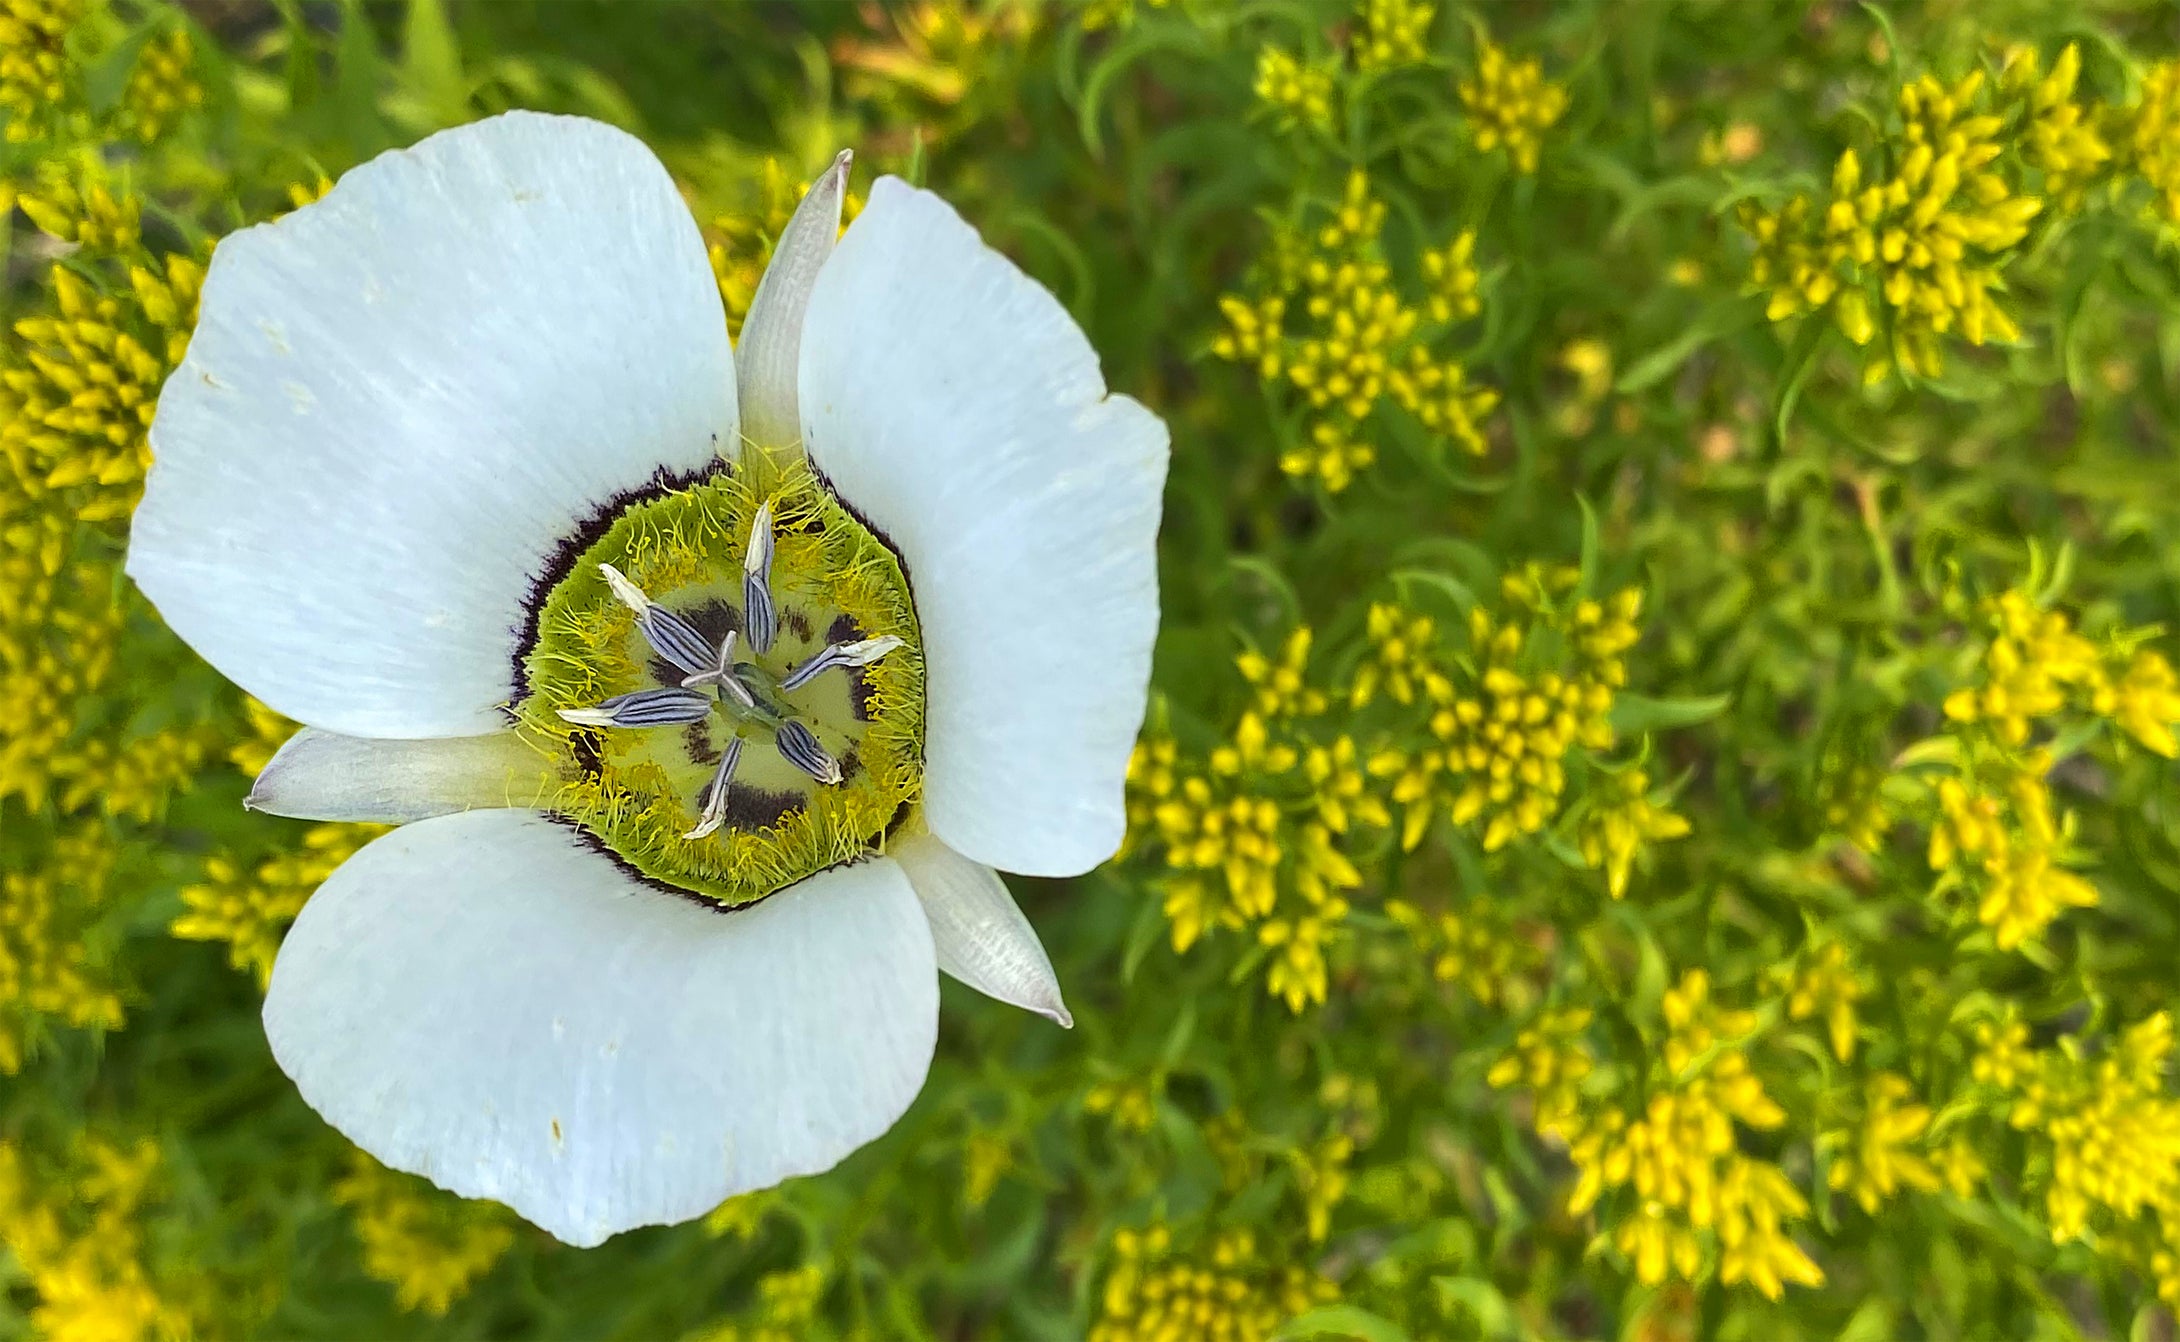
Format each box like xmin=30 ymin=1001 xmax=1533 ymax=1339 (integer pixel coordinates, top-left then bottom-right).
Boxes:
xmin=1254 ymin=46 xmax=1334 ymax=131
xmin=0 ymin=1135 xmax=188 ymax=1342
xmin=1091 ymin=1224 xmax=1335 ymax=1342
xmin=1458 ymin=37 xmax=1568 ymax=174
xmin=2123 ymin=59 xmax=2180 ymax=230
xmin=114 ymin=26 xmax=201 ymax=144
xmin=1579 ymin=767 xmax=1690 ymax=899
xmin=1783 ymin=942 xmax=1865 ymax=1062
xmin=1826 ymin=1073 xmax=1940 ymax=1213
xmin=333 ymin=1150 xmax=515 ymax=1316
xmin=175 ymin=823 xmax=386 ymax=987
xmin=0 ymin=0 xmax=82 ymax=143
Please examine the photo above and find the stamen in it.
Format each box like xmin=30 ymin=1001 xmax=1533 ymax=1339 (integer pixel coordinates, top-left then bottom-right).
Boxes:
xmin=774 ymin=719 xmax=842 ymax=785
xmin=679 ymin=630 xmax=758 ymax=710
xmin=599 ymin=562 xmax=713 ymax=676
xmin=683 ymin=736 xmax=745 ymax=840
xmin=743 ymin=500 xmax=778 ymax=655
xmin=556 ymin=687 xmax=713 ymax=728
xmin=779 ymin=635 xmax=906 ymax=692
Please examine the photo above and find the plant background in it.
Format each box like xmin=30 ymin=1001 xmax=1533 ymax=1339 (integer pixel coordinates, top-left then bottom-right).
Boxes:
xmin=6 ymin=0 xmax=2180 ymax=1338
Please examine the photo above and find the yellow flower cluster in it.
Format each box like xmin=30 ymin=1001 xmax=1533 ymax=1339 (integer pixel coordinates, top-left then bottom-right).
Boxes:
xmin=0 ymin=1134 xmax=189 ymax=1342
xmin=1782 ymin=942 xmax=1864 ymax=1062
xmin=0 ymin=0 xmax=81 ymax=143
xmin=1999 ymin=44 xmax=2110 ymax=211
xmin=1998 ymin=1014 xmax=2180 ymax=1245
xmin=1603 ymin=974 xmax=1818 ymax=1299
xmin=1371 ymin=580 xmax=1639 ymax=853
xmin=2127 ymin=60 xmax=2180 ymax=230
xmin=4 ymin=254 xmax=205 ymax=523
xmin=1136 ymin=633 xmax=1383 ymax=1011
xmin=1086 ymin=1073 xmax=1163 ymax=1134
xmin=1825 ymin=1072 xmax=1940 ymax=1213
xmin=16 ymin=156 xmax=142 ymax=252
xmin=686 ymin=1265 xmax=826 ymax=1342
xmin=1351 ymin=0 xmax=1431 ymax=73
xmin=333 ymin=1150 xmax=516 ymax=1317
xmin=1253 ymin=47 xmax=1333 ymax=132
xmin=1578 ymin=767 xmax=1690 ymax=899
xmin=1387 ymin=897 xmax=1535 ymax=1008
xmin=1212 ymin=170 xmax=1495 ymax=492
xmin=0 ymin=535 xmax=120 ymax=812
xmin=1914 ymin=590 xmax=2180 ymax=950
xmin=1286 ymin=1132 xmax=1352 ymax=1243
xmin=176 ymin=823 xmax=385 ymax=987
xmin=1456 ymin=38 xmax=1568 ymax=175
xmin=1733 ymin=50 xmax=2161 ymax=380
xmin=114 ymin=26 xmax=201 ymax=144
xmin=1497 ymin=975 xmax=1825 ymax=1300
xmin=0 ymin=822 xmax=121 ymax=1073
xmin=1486 ymin=1005 xmax=1594 ymax=1136
xmin=1090 ymin=1224 xmax=1335 ymax=1342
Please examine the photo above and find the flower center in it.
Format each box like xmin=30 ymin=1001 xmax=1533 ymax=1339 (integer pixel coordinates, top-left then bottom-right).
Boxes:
xmin=514 ymin=463 xmax=923 ymax=907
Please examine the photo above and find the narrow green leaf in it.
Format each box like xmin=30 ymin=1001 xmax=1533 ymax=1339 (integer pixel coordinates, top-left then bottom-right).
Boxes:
xmin=1609 ymin=692 xmax=1733 ymax=733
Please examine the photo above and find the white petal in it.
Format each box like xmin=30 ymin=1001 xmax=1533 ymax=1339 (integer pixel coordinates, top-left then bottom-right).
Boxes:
xmin=895 ymin=831 xmax=1071 ymax=1027
xmin=263 ymin=810 xmax=936 ymax=1247
xmin=736 ymin=150 xmax=849 ymax=458
xmin=799 ymin=178 xmax=1169 ymax=877
xmin=130 ymin=111 xmax=736 ymax=739
xmin=247 ymin=727 xmax=556 ymax=824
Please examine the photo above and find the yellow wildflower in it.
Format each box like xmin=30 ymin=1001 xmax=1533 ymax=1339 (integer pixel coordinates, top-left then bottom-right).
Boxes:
xmin=2098 ymin=647 xmax=2180 ymax=757
xmin=1971 ymin=1013 xmax=2034 ymax=1090
xmin=0 ymin=1134 xmax=190 ymax=1342
xmin=174 ymin=823 xmax=386 ymax=986
xmin=1210 ymin=293 xmax=1286 ymax=378
xmin=15 ymin=160 xmax=140 ymax=253
xmin=1260 ymin=893 xmax=1349 ymax=1011
xmin=0 ymin=0 xmax=81 ymax=143
xmin=1086 ymin=1075 xmax=1161 ymax=1133
xmin=1280 ymin=417 xmax=1377 ymax=492
xmin=1421 ymin=230 xmax=1481 ymax=323
xmin=1942 ymin=590 xmax=2102 ymax=745
xmin=1783 ymin=942 xmax=1865 ymax=1062
xmin=1827 ymin=1073 xmax=1940 ymax=1213
xmin=687 ymin=1264 xmax=827 ymax=1342
xmin=1237 ymin=627 xmax=1328 ymax=721
xmin=3 ymin=256 xmax=205 ymax=522
xmin=1091 ymin=1225 xmax=1335 ymax=1342
xmin=1304 ymin=735 xmax=1387 ymax=833
xmin=1287 ymin=1134 xmax=1352 ymax=1242
xmin=56 ymin=723 xmax=221 ymax=823
xmin=702 ymin=1190 xmax=774 ymax=1241
xmin=2000 ymin=44 xmax=2110 ymax=211
xmin=2123 ymin=59 xmax=2180 ymax=230
xmin=1936 ymin=1135 xmax=1987 ymax=1197
xmin=1351 ymin=0 xmax=1431 ymax=73
xmin=1388 ymin=898 xmax=1535 ymax=1007
xmin=1384 ymin=345 xmax=1497 ymax=454
xmin=1487 ymin=1005 xmax=1594 ymax=1137
xmin=114 ymin=26 xmax=202 ymax=143
xmin=2009 ymin=1014 xmax=2180 ymax=1242
xmin=0 ymin=822 xmax=124 ymax=1072
xmin=333 ymin=1149 xmax=516 ymax=1316
xmin=1458 ymin=38 xmax=1568 ymax=174
xmin=1350 ymin=601 xmax=1438 ymax=707
xmin=1254 ymin=46 xmax=1334 ymax=131
xmin=1578 ymin=768 xmax=1691 ymax=899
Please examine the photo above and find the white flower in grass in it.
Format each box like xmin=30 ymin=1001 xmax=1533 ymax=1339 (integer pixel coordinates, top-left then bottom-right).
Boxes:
xmin=126 ymin=112 xmax=1167 ymax=1246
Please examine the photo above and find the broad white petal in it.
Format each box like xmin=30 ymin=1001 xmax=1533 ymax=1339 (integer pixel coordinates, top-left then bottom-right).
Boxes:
xmin=263 ymin=810 xmax=935 ymax=1246
xmin=247 ymin=727 xmax=557 ymax=824
xmin=799 ymin=178 xmax=1168 ymax=877
xmin=737 ymin=150 xmax=850 ymax=458
xmin=895 ymin=831 xmax=1071 ymax=1027
xmin=131 ymin=111 xmax=736 ymax=739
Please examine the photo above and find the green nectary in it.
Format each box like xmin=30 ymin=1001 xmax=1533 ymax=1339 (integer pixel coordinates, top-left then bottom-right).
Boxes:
xmin=513 ymin=463 xmax=924 ymax=907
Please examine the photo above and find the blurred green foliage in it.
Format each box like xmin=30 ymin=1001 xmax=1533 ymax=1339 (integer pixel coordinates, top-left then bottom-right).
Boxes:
xmin=7 ymin=0 xmax=2180 ymax=1338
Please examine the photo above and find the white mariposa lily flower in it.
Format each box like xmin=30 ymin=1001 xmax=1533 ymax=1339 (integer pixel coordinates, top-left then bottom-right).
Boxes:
xmin=125 ymin=111 xmax=1168 ymax=1247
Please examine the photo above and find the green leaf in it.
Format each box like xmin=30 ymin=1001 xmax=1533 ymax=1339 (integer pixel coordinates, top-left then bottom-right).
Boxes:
xmin=1272 ymin=1304 xmax=1415 ymax=1342
xmin=1615 ymin=296 xmax=1762 ymax=394
xmin=1609 ymin=692 xmax=1733 ymax=733
xmin=400 ymin=0 xmax=467 ymax=126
